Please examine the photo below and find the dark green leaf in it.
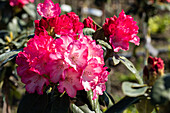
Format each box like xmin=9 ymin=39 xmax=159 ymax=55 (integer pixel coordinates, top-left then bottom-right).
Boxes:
xmin=151 ymin=74 xmax=170 ymax=105
xmin=50 ymin=94 xmax=70 ymax=113
xmin=119 ymin=56 xmax=143 ymax=84
xmin=105 ymin=96 xmax=139 ymax=113
xmin=87 ymin=90 xmax=102 ymax=113
xmin=17 ymin=92 xmax=48 ymax=113
xmin=83 ymin=28 xmax=95 ymax=36
xmin=122 ymin=82 xmax=148 ymax=97
xmin=100 ymin=91 xmax=114 ymax=108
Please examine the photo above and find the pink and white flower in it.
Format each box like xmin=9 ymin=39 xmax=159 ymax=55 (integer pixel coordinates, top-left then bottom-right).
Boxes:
xmin=58 ymin=68 xmax=83 ymax=97
xmin=37 ymin=0 xmax=61 ymax=18
xmin=64 ymin=40 xmax=88 ymax=71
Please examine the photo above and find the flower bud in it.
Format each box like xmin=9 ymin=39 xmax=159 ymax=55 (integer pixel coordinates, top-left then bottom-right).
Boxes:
xmin=143 ymin=56 xmax=164 ymax=86
xmin=83 ymin=17 xmax=97 ymax=31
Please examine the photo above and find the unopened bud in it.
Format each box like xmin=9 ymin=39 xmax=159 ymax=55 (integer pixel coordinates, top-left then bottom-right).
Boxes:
xmin=143 ymin=56 xmax=164 ymax=86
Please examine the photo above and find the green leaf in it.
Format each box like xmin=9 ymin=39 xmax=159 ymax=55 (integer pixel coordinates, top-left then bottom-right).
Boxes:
xmin=0 ymin=38 xmax=5 ymax=45
xmin=23 ymin=4 xmax=36 ymax=19
xmin=122 ymin=82 xmax=148 ymax=97
xmin=50 ymin=94 xmax=70 ymax=113
xmin=8 ymin=17 xmax=22 ymax=33
xmin=0 ymin=49 xmax=22 ymax=61
xmin=119 ymin=56 xmax=143 ymax=84
xmin=0 ymin=49 xmax=22 ymax=67
xmin=72 ymin=104 xmax=95 ymax=113
xmin=112 ymin=55 xmax=120 ymax=66
xmin=17 ymin=92 xmax=48 ymax=113
xmin=100 ymin=91 xmax=114 ymax=108
xmin=97 ymin=39 xmax=112 ymax=50
xmin=151 ymin=74 xmax=170 ymax=105
xmin=72 ymin=104 xmax=84 ymax=113
xmin=87 ymin=90 xmax=102 ymax=113
xmin=105 ymin=96 xmax=139 ymax=113
xmin=83 ymin=28 xmax=95 ymax=36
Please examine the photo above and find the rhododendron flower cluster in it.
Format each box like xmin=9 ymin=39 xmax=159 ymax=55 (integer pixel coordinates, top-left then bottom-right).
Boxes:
xmin=9 ymin=0 xmax=34 ymax=8
xmin=143 ymin=56 xmax=164 ymax=86
xmin=16 ymin=0 xmax=109 ymax=99
xmin=103 ymin=10 xmax=140 ymax=52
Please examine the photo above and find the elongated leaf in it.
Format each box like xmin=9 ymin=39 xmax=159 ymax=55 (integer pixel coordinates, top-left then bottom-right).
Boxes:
xmin=0 ymin=38 xmax=5 ymax=45
xmin=23 ymin=4 xmax=36 ymax=19
xmin=72 ymin=104 xmax=84 ymax=113
xmin=122 ymin=82 xmax=148 ymax=97
xmin=72 ymin=104 xmax=95 ymax=113
xmin=119 ymin=56 xmax=143 ymax=84
xmin=0 ymin=54 xmax=17 ymax=68
xmin=100 ymin=91 xmax=115 ymax=108
xmin=0 ymin=49 xmax=22 ymax=62
xmin=17 ymin=93 xmax=48 ymax=113
xmin=87 ymin=90 xmax=102 ymax=113
xmin=105 ymin=96 xmax=139 ymax=113
xmin=83 ymin=28 xmax=95 ymax=36
xmin=50 ymin=94 xmax=70 ymax=113
xmin=97 ymin=39 xmax=112 ymax=50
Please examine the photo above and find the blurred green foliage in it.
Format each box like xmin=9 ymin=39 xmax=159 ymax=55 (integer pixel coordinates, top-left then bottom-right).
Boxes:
xmin=149 ymin=14 xmax=170 ymax=34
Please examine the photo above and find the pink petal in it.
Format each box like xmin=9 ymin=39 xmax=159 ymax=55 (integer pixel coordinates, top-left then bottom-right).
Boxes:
xmin=64 ymin=40 xmax=88 ymax=70
xmin=16 ymin=52 xmax=29 ymax=76
xmin=58 ymin=68 xmax=83 ymax=97
xmin=22 ymin=71 xmax=49 ymax=95
xmin=46 ymin=59 xmax=68 ymax=83
xmin=81 ymin=58 xmax=103 ymax=91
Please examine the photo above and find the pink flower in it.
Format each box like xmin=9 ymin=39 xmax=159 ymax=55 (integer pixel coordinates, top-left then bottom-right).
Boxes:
xmin=83 ymin=17 xmax=97 ymax=30
xmin=79 ymin=35 xmax=104 ymax=64
xmin=49 ymin=13 xmax=83 ymax=36
xmin=81 ymin=59 xmax=102 ymax=91
xmin=67 ymin=12 xmax=84 ymax=34
xmin=16 ymin=35 xmax=58 ymax=94
xmin=16 ymin=52 xmax=49 ymax=95
xmin=102 ymin=16 xmax=117 ymax=37
xmin=64 ymin=40 xmax=88 ymax=71
xmin=51 ymin=15 xmax=74 ymax=35
xmin=22 ymin=71 xmax=49 ymax=95
xmin=103 ymin=10 xmax=140 ymax=52
xmin=9 ymin=0 xmax=34 ymax=8
xmin=37 ymin=0 xmax=61 ymax=18
xmin=66 ymin=12 xmax=80 ymax=23
xmin=58 ymin=68 xmax=83 ymax=98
